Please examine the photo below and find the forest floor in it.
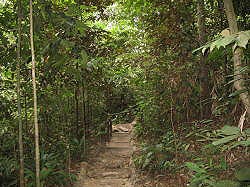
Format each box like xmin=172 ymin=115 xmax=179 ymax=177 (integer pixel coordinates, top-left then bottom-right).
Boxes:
xmin=73 ymin=123 xmax=250 ymax=187
xmin=73 ymin=122 xmax=187 ymax=187
xmin=74 ymin=130 xmax=134 ymax=187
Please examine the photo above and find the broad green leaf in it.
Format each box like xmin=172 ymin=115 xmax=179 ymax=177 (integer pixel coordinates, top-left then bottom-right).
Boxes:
xmin=219 ymin=125 xmax=240 ymax=135
xmin=210 ymin=40 xmax=219 ymax=52
xmin=194 ymin=30 xmax=250 ymax=54
xmin=212 ymin=135 xmax=238 ymax=146
xmin=235 ymin=168 xmax=250 ymax=181
xmin=220 ymin=35 xmax=235 ymax=48
xmin=226 ymin=140 xmax=250 ymax=150
xmin=80 ymin=50 xmax=88 ymax=64
xmin=213 ymin=180 xmax=240 ymax=187
xmin=239 ymin=140 xmax=250 ymax=146
xmin=209 ymin=35 xmax=235 ymax=52
xmin=185 ymin=162 xmax=206 ymax=173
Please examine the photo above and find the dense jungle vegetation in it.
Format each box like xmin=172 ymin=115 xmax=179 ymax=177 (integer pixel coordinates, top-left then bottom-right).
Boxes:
xmin=0 ymin=0 xmax=250 ymax=186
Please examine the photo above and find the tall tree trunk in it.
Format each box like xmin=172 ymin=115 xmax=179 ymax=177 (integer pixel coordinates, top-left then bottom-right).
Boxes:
xmin=197 ymin=0 xmax=210 ymax=119
xmin=17 ymin=0 xmax=25 ymax=186
xmin=24 ymin=93 xmax=28 ymax=132
xmin=29 ymin=0 xmax=40 ymax=186
xmin=224 ymin=0 xmax=250 ymax=119
xmin=75 ymin=87 xmax=79 ymax=137
xmin=81 ymin=84 xmax=87 ymax=155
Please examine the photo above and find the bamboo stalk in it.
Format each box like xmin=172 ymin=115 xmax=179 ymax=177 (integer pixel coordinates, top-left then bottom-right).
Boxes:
xmin=29 ymin=0 xmax=40 ymax=186
xmin=17 ymin=0 xmax=25 ymax=186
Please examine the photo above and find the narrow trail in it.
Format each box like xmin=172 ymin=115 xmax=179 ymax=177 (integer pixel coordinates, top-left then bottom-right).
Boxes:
xmin=75 ymin=131 xmax=133 ymax=187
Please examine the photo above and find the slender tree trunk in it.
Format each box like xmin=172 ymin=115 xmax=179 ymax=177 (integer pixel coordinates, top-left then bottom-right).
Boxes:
xmin=75 ymin=87 xmax=79 ymax=136
xmin=67 ymin=98 xmax=71 ymax=173
xmin=82 ymin=81 xmax=87 ymax=137
xmin=197 ymin=0 xmax=210 ymax=119
xmin=17 ymin=0 xmax=25 ymax=186
xmin=87 ymin=94 xmax=90 ymax=124
xmin=29 ymin=0 xmax=40 ymax=186
xmin=24 ymin=93 xmax=28 ymax=129
xmin=81 ymin=79 xmax=87 ymax=155
xmin=82 ymin=88 xmax=86 ymax=129
xmin=224 ymin=0 xmax=250 ymax=119
xmin=75 ymin=64 xmax=80 ymax=138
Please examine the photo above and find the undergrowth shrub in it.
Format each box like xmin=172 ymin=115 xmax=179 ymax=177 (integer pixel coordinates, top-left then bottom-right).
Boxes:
xmin=24 ymin=150 xmax=76 ymax=187
xmin=0 ymin=156 xmax=17 ymax=187
xmin=133 ymin=143 xmax=175 ymax=172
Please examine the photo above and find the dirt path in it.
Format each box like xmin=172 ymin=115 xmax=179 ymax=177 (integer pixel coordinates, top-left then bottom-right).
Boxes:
xmin=75 ymin=132 xmax=133 ymax=187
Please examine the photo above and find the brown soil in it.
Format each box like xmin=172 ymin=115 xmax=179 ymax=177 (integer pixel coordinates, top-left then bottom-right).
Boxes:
xmin=74 ymin=132 xmax=133 ymax=187
xmin=73 ymin=120 xmax=188 ymax=187
xmin=74 ymin=121 xmax=250 ymax=187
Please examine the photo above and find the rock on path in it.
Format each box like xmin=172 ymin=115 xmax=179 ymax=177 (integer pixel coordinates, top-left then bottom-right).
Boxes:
xmin=75 ymin=132 xmax=133 ymax=187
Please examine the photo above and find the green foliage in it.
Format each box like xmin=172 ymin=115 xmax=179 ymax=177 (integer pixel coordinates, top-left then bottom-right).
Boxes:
xmin=212 ymin=135 xmax=239 ymax=146
xmin=211 ymin=126 xmax=250 ymax=151
xmin=133 ymin=143 xmax=175 ymax=172
xmin=186 ymin=162 xmax=207 ymax=174
xmin=0 ymin=156 xmax=17 ymax=187
xmin=218 ymin=125 xmax=240 ymax=135
xmin=195 ymin=125 xmax=250 ymax=151
xmin=70 ymin=137 xmax=86 ymax=160
xmin=186 ymin=163 xmax=250 ymax=187
xmin=185 ymin=161 xmax=250 ymax=187
xmin=213 ymin=180 xmax=240 ymax=187
xmin=0 ymin=0 xmax=124 ymax=186
xmin=24 ymin=151 xmax=76 ymax=187
xmin=235 ymin=168 xmax=250 ymax=182
xmin=194 ymin=30 xmax=250 ymax=54
xmin=185 ymin=126 xmax=250 ymax=187
xmin=1 ymin=0 xmax=250 ymax=186
xmin=185 ymin=162 xmax=215 ymax=187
